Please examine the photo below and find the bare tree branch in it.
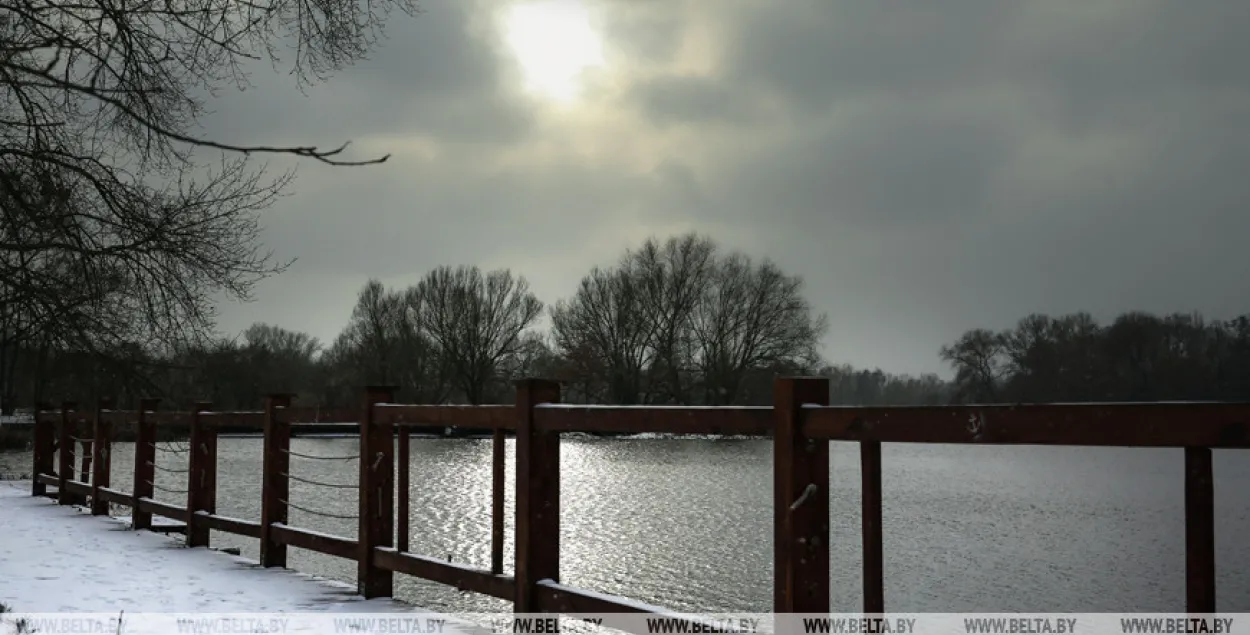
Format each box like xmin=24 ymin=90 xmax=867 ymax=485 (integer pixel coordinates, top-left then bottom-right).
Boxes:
xmin=1 ymin=0 xmax=416 ymax=405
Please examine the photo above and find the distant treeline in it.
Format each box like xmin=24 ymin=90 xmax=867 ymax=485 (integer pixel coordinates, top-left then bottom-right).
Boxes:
xmin=941 ymin=312 xmax=1250 ymax=403
xmin=3 ymin=235 xmax=1247 ymax=411
xmin=14 ymin=310 xmax=1246 ymax=412
xmin=3 ymin=234 xmax=831 ymax=411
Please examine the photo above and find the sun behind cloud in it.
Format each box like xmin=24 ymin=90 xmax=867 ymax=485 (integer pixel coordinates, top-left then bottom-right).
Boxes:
xmin=500 ymin=0 xmax=606 ymax=104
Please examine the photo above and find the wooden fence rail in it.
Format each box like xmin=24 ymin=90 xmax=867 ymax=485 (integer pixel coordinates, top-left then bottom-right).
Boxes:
xmin=28 ymin=377 xmax=1250 ymax=624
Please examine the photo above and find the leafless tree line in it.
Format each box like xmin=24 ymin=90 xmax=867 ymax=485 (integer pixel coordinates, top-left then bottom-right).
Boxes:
xmin=941 ymin=311 xmax=1250 ymax=403
xmin=1 ymin=233 xmax=836 ymax=410
xmin=320 ymin=266 xmax=545 ymax=406
xmin=550 ymin=234 xmax=826 ymax=405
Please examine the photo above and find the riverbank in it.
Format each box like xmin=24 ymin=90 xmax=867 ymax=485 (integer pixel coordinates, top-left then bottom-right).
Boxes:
xmin=0 ymin=422 xmax=378 ymax=449
xmin=0 ymin=422 xmax=193 ymax=450
xmin=0 ymin=421 xmax=767 ymax=450
xmin=0 ymin=482 xmax=446 ymax=625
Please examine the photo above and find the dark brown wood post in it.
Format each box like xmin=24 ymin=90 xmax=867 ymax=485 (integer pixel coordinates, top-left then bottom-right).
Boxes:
xmin=861 ymin=441 xmax=884 ymax=613
xmin=397 ymin=426 xmax=410 ymax=553
xmin=515 ymin=378 xmax=561 ymax=613
xmin=261 ymin=394 xmax=294 ymax=568
xmin=186 ymin=401 xmax=217 ymax=548
xmin=90 ymin=398 xmax=114 ymax=516
xmin=58 ymin=401 xmax=82 ymax=506
xmin=132 ymin=399 xmax=159 ymax=530
xmin=1185 ymin=447 xmax=1216 ymax=613
xmin=773 ymin=376 xmax=830 ymax=614
xmin=358 ymin=386 xmax=396 ymax=598
xmin=491 ymin=428 xmax=506 ymax=575
xmin=32 ymin=402 xmax=55 ymax=497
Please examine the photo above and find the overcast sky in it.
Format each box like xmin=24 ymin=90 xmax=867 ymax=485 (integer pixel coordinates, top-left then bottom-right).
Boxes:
xmin=202 ymin=0 xmax=1250 ymax=377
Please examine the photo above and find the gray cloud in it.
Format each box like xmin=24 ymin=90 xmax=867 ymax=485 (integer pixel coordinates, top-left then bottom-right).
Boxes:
xmin=211 ymin=0 xmax=1250 ymax=376
xmin=598 ymin=0 xmax=688 ymax=65
xmin=631 ymin=76 xmax=766 ymax=128
xmin=200 ymin=1 xmax=532 ymax=148
xmin=725 ymin=2 xmax=1014 ymax=108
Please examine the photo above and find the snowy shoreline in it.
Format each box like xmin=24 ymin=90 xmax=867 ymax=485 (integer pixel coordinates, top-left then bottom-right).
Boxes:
xmin=0 ymin=482 xmax=425 ymax=619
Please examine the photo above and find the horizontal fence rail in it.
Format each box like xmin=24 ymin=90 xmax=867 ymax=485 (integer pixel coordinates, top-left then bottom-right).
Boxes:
xmin=375 ymin=404 xmax=514 ymax=430
xmin=533 ymin=404 xmax=773 ymax=436
xmin=28 ymin=379 xmax=1249 ymax=629
xmin=803 ymin=402 xmax=1250 ymax=447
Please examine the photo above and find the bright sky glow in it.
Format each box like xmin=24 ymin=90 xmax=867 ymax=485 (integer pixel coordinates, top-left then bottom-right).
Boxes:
xmin=501 ymin=0 xmax=605 ymax=104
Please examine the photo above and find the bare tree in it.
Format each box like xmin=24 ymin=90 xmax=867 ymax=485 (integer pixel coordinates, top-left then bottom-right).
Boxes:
xmin=391 ymin=285 xmax=451 ymax=403
xmin=492 ymin=330 xmax=559 ymax=400
xmin=418 ymin=266 xmax=543 ymax=404
xmin=550 ymin=264 xmax=653 ymax=404
xmin=552 ymin=234 xmax=826 ymax=406
xmin=240 ymin=322 xmax=321 ymax=398
xmin=1 ymin=0 xmax=410 ymax=164
xmin=325 ymin=280 xmax=404 ymax=389
xmin=691 ymin=253 xmax=826 ymax=405
xmin=632 ymin=234 xmax=715 ymax=404
xmin=939 ymin=328 xmax=1005 ymax=403
xmin=1 ymin=0 xmax=415 ymax=407
xmin=321 ymin=280 xmax=451 ymax=406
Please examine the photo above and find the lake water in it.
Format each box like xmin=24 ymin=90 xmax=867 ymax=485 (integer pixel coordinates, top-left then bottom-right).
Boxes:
xmin=2 ymin=439 xmax=1248 ymax=612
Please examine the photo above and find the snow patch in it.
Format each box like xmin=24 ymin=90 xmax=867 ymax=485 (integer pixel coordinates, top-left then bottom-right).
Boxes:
xmin=0 ymin=482 xmax=419 ymax=615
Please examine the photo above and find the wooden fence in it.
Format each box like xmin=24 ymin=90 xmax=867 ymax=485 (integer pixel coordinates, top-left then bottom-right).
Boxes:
xmin=28 ymin=377 xmax=1250 ymax=621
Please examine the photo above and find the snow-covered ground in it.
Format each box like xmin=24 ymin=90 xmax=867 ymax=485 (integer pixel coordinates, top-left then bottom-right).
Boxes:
xmin=0 ymin=481 xmax=723 ymax=635
xmin=0 ymin=481 xmax=437 ymax=615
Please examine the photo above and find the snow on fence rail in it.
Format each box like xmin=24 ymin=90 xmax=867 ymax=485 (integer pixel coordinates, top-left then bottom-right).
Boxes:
xmin=25 ymin=378 xmax=1250 ymax=629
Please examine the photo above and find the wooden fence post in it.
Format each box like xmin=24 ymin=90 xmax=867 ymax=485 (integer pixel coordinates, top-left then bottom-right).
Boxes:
xmin=132 ymin=398 xmax=160 ymax=530
xmin=90 ymin=398 xmax=114 ymax=516
xmin=261 ymin=393 xmax=294 ymax=568
xmin=186 ymin=401 xmax=217 ymax=548
xmin=491 ymin=428 xmax=506 ymax=575
xmin=514 ymin=378 xmax=561 ymax=613
xmin=861 ymin=440 xmax=885 ymax=614
xmin=773 ymin=376 xmax=830 ymax=614
xmin=32 ymin=402 xmax=55 ymax=497
xmin=58 ymin=401 xmax=82 ymax=506
xmin=1185 ymin=447 xmax=1217 ymax=613
xmin=358 ymin=386 xmax=396 ymax=598
xmin=397 ymin=425 xmax=410 ymax=553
